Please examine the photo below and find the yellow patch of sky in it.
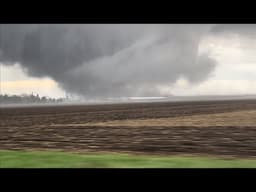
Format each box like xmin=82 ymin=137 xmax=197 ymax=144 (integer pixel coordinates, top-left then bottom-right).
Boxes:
xmin=0 ymin=63 xmax=65 ymax=98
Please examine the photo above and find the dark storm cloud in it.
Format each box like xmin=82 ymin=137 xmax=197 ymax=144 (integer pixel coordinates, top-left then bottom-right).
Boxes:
xmin=0 ymin=24 xmax=216 ymax=98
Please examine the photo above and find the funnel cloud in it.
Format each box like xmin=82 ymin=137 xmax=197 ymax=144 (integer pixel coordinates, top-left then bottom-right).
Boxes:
xmin=0 ymin=24 xmax=217 ymax=98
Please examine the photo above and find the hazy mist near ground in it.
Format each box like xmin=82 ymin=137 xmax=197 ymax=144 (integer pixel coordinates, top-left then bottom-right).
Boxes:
xmin=1 ymin=94 xmax=256 ymax=108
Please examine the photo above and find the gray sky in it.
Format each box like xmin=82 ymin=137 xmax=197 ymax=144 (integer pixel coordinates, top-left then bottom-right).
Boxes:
xmin=1 ymin=24 xmax=256 ymax=98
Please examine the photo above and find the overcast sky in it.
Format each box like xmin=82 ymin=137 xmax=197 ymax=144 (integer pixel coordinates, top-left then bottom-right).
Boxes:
xmin=1 ymin=24 xmax=256 ymax=98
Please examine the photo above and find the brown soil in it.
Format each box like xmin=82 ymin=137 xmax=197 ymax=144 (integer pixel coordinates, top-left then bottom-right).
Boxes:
xmin=1 ymin=100 xmax=256 ymax=157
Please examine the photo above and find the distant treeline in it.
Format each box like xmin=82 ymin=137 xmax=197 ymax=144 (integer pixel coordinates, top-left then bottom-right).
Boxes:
xmin=0 ymin=93 xmax=65 ymax=104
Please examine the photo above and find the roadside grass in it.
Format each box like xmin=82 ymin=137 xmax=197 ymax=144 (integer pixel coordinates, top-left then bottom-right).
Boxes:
xmin=1 ymin=150 xmax=256 ymax=168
